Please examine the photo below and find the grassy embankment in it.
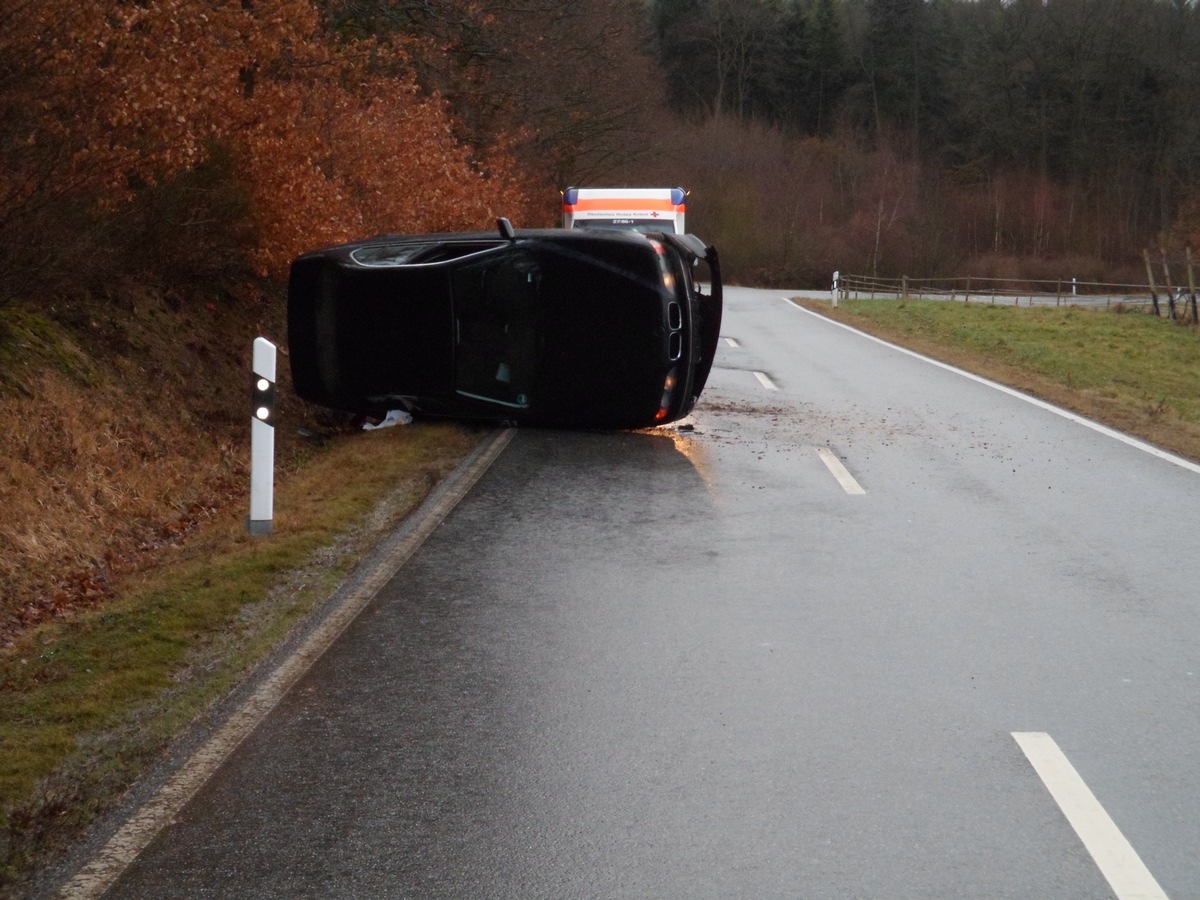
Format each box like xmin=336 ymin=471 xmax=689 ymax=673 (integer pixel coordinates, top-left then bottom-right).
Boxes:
xmin=796 ymin=297 xmax=1200 ymax=463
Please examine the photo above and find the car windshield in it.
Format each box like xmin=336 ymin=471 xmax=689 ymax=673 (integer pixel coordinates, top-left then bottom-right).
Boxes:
xmin=350 ymin=243 xmax=440 ymax=266
xmin=351 ymin=240 xmax=501 ymax=266
xmin=451 ymin=249 xmax=540 ymax=409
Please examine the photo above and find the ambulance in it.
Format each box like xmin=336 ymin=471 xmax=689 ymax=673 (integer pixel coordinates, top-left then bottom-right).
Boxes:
xmin=561 ymin=187 xmax=687 ymax=234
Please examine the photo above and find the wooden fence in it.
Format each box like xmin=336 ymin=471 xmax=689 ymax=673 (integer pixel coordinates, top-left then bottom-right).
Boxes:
xmin=833 ymin=250 xmax=1200 ymax=323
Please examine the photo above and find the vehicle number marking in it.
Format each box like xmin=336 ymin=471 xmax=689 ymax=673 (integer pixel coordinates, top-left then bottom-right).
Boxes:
xmin=753 ymin=371 xmax=778 ymax=391
xmin=1012 ymin=732 xmax=1167 ymax=900
xmin=815 ymin=447 xmax=866 ymax=494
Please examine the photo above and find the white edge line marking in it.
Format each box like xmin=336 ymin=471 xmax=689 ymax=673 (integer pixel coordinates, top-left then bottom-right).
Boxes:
xmin=724 ymin=337 xmax=740 ymax=348
xmin=815 ymin=447 xmax=866 ymax=494
xmin=1012 ymin=732 xmax=1167 ymax=900
xmin=60 ymin=429 xmax=516 ymax=900
xmin=753 ymin=371 xmax=778 ymax=391
xmin=786 ymin=299 xmax=1200 ymax=476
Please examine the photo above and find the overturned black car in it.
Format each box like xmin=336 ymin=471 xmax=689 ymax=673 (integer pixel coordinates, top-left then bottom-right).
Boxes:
xmin=287 ymin=220 xmax=722 ymax=429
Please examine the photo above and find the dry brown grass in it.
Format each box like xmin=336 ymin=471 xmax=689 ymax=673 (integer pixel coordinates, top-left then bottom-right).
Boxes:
xmin=0 ymin=280 xmax=320 ymax=649
xmin=1 ymin=371 xmax=245 ymax=637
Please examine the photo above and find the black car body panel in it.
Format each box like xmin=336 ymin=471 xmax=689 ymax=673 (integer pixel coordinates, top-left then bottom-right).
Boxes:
xmin=287 ymin=225 xmax=722 ymax=429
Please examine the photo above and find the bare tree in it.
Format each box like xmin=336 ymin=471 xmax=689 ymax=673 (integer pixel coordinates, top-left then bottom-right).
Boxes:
xmin=324 ymin=0 xmax=669 ymax=189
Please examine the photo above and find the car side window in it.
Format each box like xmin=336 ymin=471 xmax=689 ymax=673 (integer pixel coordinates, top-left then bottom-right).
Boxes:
xmin=452 ymin=250 xmax=541 ymax=408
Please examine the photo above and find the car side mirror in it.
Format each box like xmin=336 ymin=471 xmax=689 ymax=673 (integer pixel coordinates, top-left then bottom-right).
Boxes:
xmin=497 ymin=217 xmax=516 ymax=242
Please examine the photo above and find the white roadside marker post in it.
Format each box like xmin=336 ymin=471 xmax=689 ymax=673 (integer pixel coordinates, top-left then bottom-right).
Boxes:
xmin=248 ymin=337 xmax=276 ymax=536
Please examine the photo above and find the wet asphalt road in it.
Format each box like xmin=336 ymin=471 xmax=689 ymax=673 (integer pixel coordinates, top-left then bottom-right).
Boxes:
xmin=88 ymin=288 xmax=1200 ymax=898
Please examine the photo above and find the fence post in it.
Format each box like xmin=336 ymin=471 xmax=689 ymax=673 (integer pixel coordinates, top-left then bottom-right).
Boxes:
xmin=1188 ymin=248 xmax=1199 ymax=324
xmin=1144 ymin=249 xmax=1161 ymax=316
xmin=1161 ymin=249 xmax=1178 ymax=320
xmin=248 ymin=337 xmax=276 ymax=536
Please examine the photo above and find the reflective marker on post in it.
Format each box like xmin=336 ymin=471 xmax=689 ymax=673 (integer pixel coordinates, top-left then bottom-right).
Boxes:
xmin=248 ymin=337 xmax=276 ymax=536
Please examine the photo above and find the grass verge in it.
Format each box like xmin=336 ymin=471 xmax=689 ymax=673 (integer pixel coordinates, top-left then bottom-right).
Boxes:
xmin=0 ymin=421 xmax=484 ymax=895
xmin=795 ymin=298 xmax=1200 ymax=463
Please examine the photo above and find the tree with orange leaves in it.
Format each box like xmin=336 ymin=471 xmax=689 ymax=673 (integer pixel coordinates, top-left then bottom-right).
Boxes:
xmin=0 ymin=0 xmax=538 ymax=295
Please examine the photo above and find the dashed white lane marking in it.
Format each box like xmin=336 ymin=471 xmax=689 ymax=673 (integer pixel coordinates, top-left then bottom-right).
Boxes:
xmin=753 ymin=371 xmax=778 ymax=391
xmin=787 ymin=301 xmax=1200 ymax=477
xmin=59 ymin=430 xmax=516 ymax=900
xmin=1012 ymin=732 xmax=1167 ymax=900
xmin=724 ymin=337 xmax=740 ymax=348
xmin=815 ymin=447 xmax=866 ymax=494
